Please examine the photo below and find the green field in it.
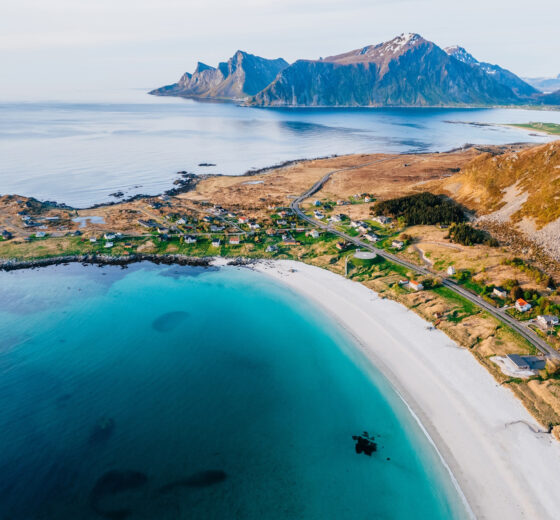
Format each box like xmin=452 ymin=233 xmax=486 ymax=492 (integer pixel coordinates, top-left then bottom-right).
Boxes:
xmin=510 ymin=122 xmax=560 ymax=135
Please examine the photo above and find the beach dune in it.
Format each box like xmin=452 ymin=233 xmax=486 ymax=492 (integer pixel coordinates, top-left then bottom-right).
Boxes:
xmin=255 ymin=260 xmax=560 ymax=520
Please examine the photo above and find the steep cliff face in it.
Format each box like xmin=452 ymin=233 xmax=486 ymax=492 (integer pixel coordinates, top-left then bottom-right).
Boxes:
xmin=150 ymin=51 xmax=288 ymax=100
xmin=250 ymin=34 xmax=527 ymax=107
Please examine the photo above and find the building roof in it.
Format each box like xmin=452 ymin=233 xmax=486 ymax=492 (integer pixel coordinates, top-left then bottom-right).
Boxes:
xmin=516 ymin=298 xmax=529 ymax=306
xmin=506 ymin=354 xmax=530 ymax=369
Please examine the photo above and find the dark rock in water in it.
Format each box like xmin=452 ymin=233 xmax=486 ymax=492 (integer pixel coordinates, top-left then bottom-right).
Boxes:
xmin=110 ymin=191 xmax=124 ymax=198
xmin=198 ymin=163 xmax=216 ymax=167
xmin=159 ymin=470 xmax=227 ymax=493
xmin=89 ymin=417 xmax=115 ymax=445
xmin=55 ymin=392 xmax=72 ymax=407
xmin=90 ymin=470 xmax=148 ymax=519
xmin=352 ymin=431 xmax=377 ymax=456
xmin=152 ymin=311 xmax=189 ymax=332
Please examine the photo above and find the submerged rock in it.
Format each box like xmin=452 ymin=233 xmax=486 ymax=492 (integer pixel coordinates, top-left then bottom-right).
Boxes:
xmin=152 ymin=311 xmax=190 ymax=332
xmin=159 ymin=470 xmax=227 ymax=493
xmin=352 ymin=432 xmax=377 ymax=456
xmin=90 ymin=470 xmax=148 ymax=519
xmin=88 ymin=417 xmax=115 ymax=445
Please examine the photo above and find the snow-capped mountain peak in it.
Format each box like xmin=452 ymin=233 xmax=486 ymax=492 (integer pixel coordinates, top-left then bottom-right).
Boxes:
xmin=444 ymin=46 xmax=479 ymax=66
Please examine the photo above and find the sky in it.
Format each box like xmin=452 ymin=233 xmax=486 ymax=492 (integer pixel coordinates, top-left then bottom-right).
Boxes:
xmin=2 ymin=0 xmax=559 ymax=100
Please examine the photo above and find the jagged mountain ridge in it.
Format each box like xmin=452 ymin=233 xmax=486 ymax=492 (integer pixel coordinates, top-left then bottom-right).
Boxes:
xmin=150 ymin=34 xmax=557 ymax=107
xmin=444 ymin=45 xmax=538 ymax=97
xmin=250 ymin=34 xmax=531 ymax=107
xmin=150 ymin=51 xmax=288 ymax=99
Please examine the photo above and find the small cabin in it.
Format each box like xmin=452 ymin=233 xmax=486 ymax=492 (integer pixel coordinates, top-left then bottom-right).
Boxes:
xmin=408 ymin=281 xmax=424 ymax=291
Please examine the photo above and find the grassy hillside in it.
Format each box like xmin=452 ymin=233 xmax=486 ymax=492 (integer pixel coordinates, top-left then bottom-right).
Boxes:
xmin=436 ymin=140 xmax=560 ymax=228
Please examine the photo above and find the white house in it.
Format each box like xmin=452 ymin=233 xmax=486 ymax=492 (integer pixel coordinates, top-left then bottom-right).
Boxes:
xmin=364 ymin=233 xmax=379 ymax=242
xmin=89 ymin=237 xmax=97 ymax=243
xmin=248 ymin=223 xmax=260 ymax=230
xmin=408 ymin=280 xmax=424 ymax=291
xmin=266 ymin=245 xmax=278 ymax=253
xmin=313 ymin=211 xmax=324 ymax=219
xmin=104 ymin=241 xmax=114 ymax=248
xmin=373 ymin=216 xmax=391 ymax=225
xmin=176 ymin=218 xmax=186 ymax=225
xmin=309 ymin=229 xmax=320 ymax=239
xmin=211 ymin=238 xmax=221 ymax=247
xmin=392 ymin=240 xmax=404 ymax=250
xmin=229 ymin=236 xmax=241 ymax=245
xmin=493 ymin=287 xmax=508 ymax=299
xmin=447 ymin=266 xmax=456 ymax=275
xmin=104 ymin=233 xmax=116 ymax=240
xmin=536 ymin=315 xmax=559 ymax=329
xmin=184 ymin=235 xmax=197 ymax=244
xmin=515 ymin=298 xmax=532 ymax=312
xmin=358 ymin=225 xmax=370 ymax=234
xmin=36 ymin=231 xmax=46 ymax=238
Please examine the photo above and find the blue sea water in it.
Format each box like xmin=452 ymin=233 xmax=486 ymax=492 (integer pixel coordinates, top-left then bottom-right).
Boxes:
xmin=1 ymin=90 xmax=559 ymax=207
xmin=0 ymin=263 xmax=470 ymax=519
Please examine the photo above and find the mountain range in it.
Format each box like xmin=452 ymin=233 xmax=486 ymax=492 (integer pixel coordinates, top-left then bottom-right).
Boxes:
xmin=150 ymin=34 xmax=559 ymax=107
xmin=150 ymin=51 xmax=288 ymax=100
xmin=523 ymin=74 xmax=560 ymax=93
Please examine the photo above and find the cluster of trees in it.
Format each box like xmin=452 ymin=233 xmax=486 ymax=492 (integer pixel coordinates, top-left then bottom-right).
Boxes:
xmin=447 ymin=223 xmax=499 ymax=247
xmin=373 ymin=193 xmax=465 ymax=226
xmin=503 ymin=257 xmax=555 ymax=288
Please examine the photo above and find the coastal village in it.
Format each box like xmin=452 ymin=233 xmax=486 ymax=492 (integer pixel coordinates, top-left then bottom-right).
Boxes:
xmin=2 ymin=142 xmax=560 ymax=435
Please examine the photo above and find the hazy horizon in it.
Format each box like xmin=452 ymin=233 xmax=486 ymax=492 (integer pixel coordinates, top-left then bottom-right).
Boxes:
xmin=2 ymin=0 xmax=560 ymax=101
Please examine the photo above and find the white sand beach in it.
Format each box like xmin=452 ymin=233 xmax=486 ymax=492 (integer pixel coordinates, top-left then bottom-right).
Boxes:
xmin=254 ymin=260 xmax=560 ymax=520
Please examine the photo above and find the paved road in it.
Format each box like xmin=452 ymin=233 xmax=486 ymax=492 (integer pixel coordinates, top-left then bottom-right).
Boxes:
xmin=290 ymin=161 xmax=560 ymax=360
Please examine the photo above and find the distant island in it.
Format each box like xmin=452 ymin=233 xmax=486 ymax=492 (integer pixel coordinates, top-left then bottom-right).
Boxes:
xmin=150 ymin=33 xmax=560 ymax=108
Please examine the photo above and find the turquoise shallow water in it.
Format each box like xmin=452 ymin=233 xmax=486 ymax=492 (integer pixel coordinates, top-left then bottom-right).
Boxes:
xmin=0 ymin=263 xmax=468 ymax=519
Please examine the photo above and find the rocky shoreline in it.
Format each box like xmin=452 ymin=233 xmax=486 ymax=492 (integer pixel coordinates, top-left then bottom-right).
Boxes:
xmin=0 ymin=253 xmax=257 ymax=272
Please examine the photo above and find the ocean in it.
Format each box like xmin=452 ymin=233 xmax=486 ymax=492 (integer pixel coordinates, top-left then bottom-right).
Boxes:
xmin=1 ymin=90 xmax=559 ymax=207
xmin=0 ymin=263 xmax=470 ymax=519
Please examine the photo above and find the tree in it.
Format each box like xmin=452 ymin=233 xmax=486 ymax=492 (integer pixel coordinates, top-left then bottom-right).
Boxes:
xmin=510 ymin=285 xmax=523 ymax=300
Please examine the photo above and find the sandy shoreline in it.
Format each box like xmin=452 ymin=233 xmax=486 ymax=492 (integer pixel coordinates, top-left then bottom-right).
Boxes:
xmin=253 ymin=259 xmax=560 ymax=520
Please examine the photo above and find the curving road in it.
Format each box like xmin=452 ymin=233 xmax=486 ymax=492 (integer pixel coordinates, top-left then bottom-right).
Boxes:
xmin=290 ymin=160 xmax=560 ymax=360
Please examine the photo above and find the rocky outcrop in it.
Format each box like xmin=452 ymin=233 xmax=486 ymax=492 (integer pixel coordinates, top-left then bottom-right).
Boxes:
xmin=250 ymin=34 xmax=530 ymax=107
xmin=150 ymin=51 xmax=288 ymax=100
xmin=0 ymin=254 xmax=213 ymax=272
